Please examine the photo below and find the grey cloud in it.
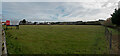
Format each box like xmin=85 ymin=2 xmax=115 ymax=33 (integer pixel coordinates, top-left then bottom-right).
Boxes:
xmin=2 ymin=2 xmax=119 ymax=23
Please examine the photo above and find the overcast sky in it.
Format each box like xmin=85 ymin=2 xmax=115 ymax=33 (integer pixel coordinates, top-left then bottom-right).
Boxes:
xmin=2 ymin=0 xmax=120 ymax=2
xmin=2 ymin=0 xmax=120 ymax=24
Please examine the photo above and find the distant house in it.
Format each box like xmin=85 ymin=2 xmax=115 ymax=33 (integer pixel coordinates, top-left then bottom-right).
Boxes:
xmin=99 ymin=19 xmax=105 ymax=25
xmin=85 ymin=21 xmax=101 ymax=25
xmin=2 ymin=22 xmax=6 ymax=25
xmin=27 ymin=22 xmax=33 ymax=25
xmin=103 ymin=17 xmax=113 ymax=26
xmin=76 ymin=21 xmax=84 ymax=25
xmin=57 ymin=21 xmax=83 ymax=25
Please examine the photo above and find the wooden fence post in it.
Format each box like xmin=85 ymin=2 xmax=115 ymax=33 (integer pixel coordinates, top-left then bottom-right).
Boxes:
xmin=105 ymin=27 xmax=113 ymax=54
xmin=109 ymin=31 xmax=112 ymax=50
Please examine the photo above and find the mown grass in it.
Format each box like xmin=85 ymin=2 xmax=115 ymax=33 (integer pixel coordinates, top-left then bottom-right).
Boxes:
xmin=5 ymin=25 xmax=108 ymax=54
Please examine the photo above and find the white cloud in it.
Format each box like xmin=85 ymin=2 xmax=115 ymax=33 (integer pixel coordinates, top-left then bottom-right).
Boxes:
xmin=3 ymin=0 xmax=116 ymax=2
xmin=2 ymin=1 xmax=119 ymax=24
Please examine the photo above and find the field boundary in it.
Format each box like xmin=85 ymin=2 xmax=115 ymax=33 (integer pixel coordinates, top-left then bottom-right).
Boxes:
xmin=105 ymin=27 xmax=113 ymax=54
xmin=104 ymin=26 xmax=120 ymax=54
xmin=2 ymin=29 xmax=7 ymax=56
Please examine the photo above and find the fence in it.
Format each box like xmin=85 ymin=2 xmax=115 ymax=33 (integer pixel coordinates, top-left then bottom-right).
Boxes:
xmin=105 ymin=27 xmax=113 ymax=54
xmin=2 ymin=29 xmax=7 ymax=56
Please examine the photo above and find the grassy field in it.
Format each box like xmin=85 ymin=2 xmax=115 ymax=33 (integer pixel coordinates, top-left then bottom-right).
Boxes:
xmin=5 ymin=25 xmax=108 ymax=54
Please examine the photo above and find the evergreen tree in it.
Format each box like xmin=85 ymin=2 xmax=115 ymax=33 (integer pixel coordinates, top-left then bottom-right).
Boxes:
xmin=111 ymin=9 xmax=120 ymax=26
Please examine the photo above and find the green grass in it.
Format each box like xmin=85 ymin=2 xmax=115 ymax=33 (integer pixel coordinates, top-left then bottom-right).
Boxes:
xmin=5 ymin=25 xmax=108 ymax=54
xmin=108 ymin=28 xmax=118 ymax=35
